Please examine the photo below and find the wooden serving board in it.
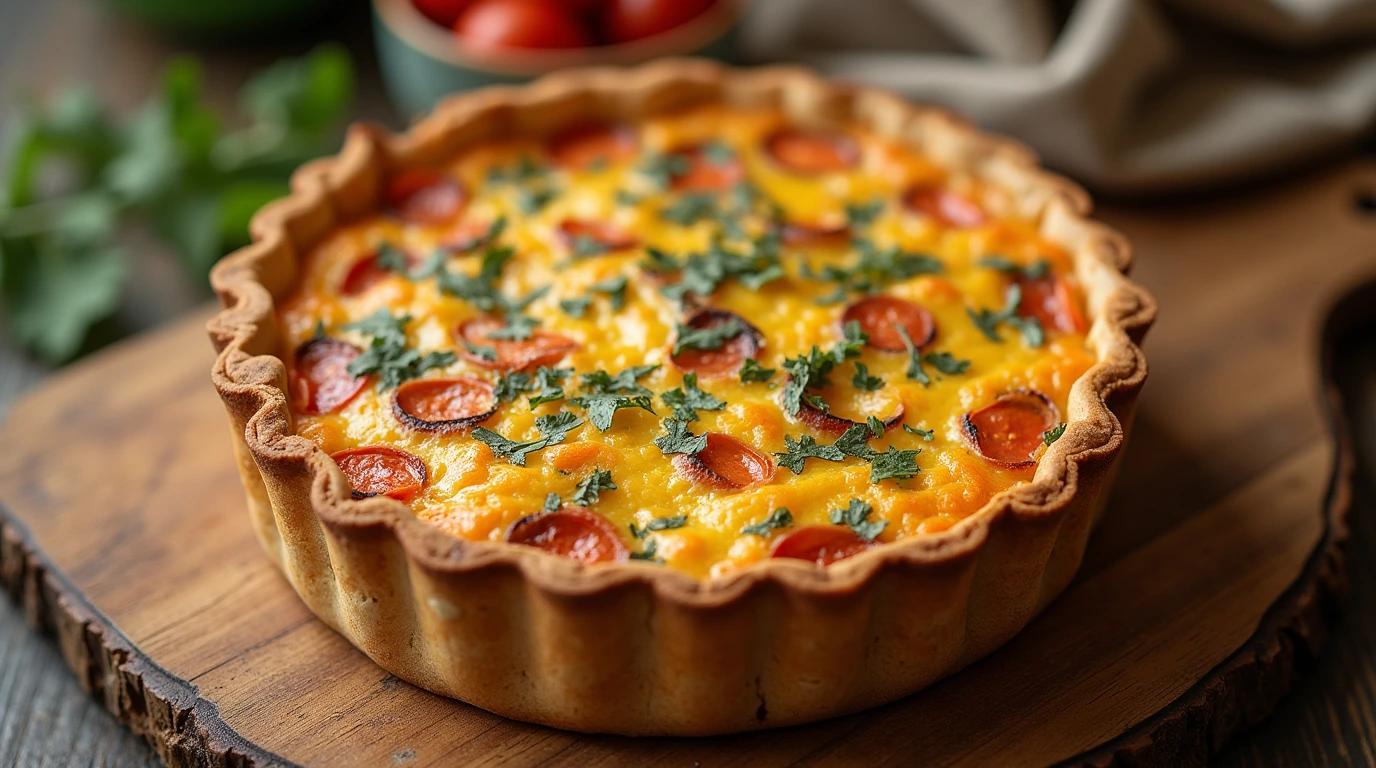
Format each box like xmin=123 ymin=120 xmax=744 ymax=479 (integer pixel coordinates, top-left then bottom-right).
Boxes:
xmin=2 ymin=160 xmax=1374 ymax=767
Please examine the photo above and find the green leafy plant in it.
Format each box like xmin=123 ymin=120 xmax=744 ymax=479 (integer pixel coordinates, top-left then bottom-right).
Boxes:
xmin=0 ymin=45 xmax=354 ymax=362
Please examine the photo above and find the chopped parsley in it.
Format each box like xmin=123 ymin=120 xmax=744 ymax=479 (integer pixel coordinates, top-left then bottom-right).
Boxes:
xmin=589 ymin=275 xmax=629 ymax=311
xmin=572 ymin=469 xmax=616 ymax=506
xmin=629 ymin=538 xmax=662 ymax=562
xmin=375 ymin=242 xmax=410 ymax=273
xmin=851 ymin=362 xmax=884 ymax=391
xmin=569 ymin=235 xmax=608 ymax=259
xmin=807 ymin=238 xmax=942 ymax=300
xmin=739 ymin=358 xmax=776 ymax=383
xmin=833 ymin=423 xmax=877 ymax=460
xmin=343 ymin=310 xmax=456 ymax=390
xmin=978 ymin=255 xmax=1050 ymax=280
xmin=661 ymin=192 xmax=719 ymax=226
xmin=614 ymin=189 xmax=642 ymax=207
xmin=647 ymin=237 xmax=784 ymax=302
xmin=741 ymin=508 xmax=793 ymax=537
xmin=660 ymin=373 xmax=726 ymax=422
xmin=653 ymin=417 xmax=707 ymax=456
xmin=700 ymin=140 xmax=735 ymax=165
xmin=462 ymin=341 xmax=497 ymax=362
xmin=904 ymin=424 xmax=935 ymax=441
xmin=868 ymin=446 xmax=922 ymax=483
xmin=629 ymin=514 xmax=687 ymax=539
xmin=579 ymin=364 xmax=658 ymax=396
xmin=483 ymin=313 xmax=541 ymax=341
xmin=775 ymin=434 xmax=845 ymax=474
xmin=559 ymin=296 xmax=592 ymax=318
xmin=486 ymin=155 xmax=558 ymax=213
xmin=637 ymin=151 xmax=691 ymax=190
xmin=830 ymin=498 xmax=887 ymax=541
xmin=968 ymin=284 xmax=1044 ymax=347
xmin=779 ymin=321 xmax=867 ymax=417
xmin=472 ymin=411 xmax=583 ymax=466
xmin=866 ymin=415 xmax=885 ymax=437
xmin=896 ymin=325 xmax=971 ymax=386
xmin=1043 ymin=423 xmax=1067 ymax=446
xmin=569 ymin=365 xmax=659 ymax=430
xmin=542 ymin=492 xmax=562 ymax=512
xmin=497 ymin=366 xmax=570 ymax=408
xmin=569 ymin=394 xmax=655 ymax=431
xmin=672 ymin=317 xmax=744 ymax=356
xmin=494 ymin=371 xmax=534 ymax=402
xmin=845 ymin=200 xmax=885 ymax=227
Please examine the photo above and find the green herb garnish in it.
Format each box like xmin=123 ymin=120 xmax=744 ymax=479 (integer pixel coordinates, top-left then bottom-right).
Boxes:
xmin=653 ymin=417 xmax=707 ymax=456
xmin=472 ymin=411 xmax=583 ymax=466
xmin=343 ymin=310 xmax=455 ymax=390
xmin=629 ymin=514 xmax=687 ymax=539
xmin=739 ymin=358 xmax=776 ymax=383
xmin=968 ymin=284 xmax=1044 ymax=347
xmin=978 ymin=255 xmax=1050 ymax=280
xmin=661 ymin=192 xmax=719 ymax=226
xmin=904 ymin=424 xmax=935 ymax=441
xmin=779 ymin=322 xmax=867 ymax=417
xmin=775 ymin=434 xmax=846 ymax=474
xmin=672 ymin=317 xmax=744 ymax=356
xmin=868 ymin=446 xmax=922 ymax=483
xmin=660 ymin=373 xmax=726 ymax=422
xmin=589 ymin=275 xmax=629 ymax=311
xmin=830 ymin=499 xmax=887 ymax=541
xmin=741 ymin=508 xmax=793 ymax=537
xmin=542 ymin=492 xmax=562 ymax=512
xmin=1043 ymin=423 xmax=1067 ymax=446
xmin=851 ymin=362 xmax=884 ymax=391
xmin=572 ymin=469 xmax=617 ymax=506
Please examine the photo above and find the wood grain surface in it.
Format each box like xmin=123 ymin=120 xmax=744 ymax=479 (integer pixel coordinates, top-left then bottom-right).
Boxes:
xmin=1 ymin=130 xmax=1374 ymax=767
xmin=3 ymin=0 xmax=1376 ymax=765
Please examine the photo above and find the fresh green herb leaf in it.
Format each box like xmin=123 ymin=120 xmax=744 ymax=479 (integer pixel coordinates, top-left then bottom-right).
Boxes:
xmin=775 ymin=434 xmax=845 ymax=474
xmin=462 ymin=341 xmax=497 ymax=362
xmin=615 ymin=189 xmax=642 ymax=207
xmin=559 ymin=296 xmax=592 ymax=318
xmin=866 ymin=415 xmax=885 ymax=437
xmin=739 ymin=358 xmax=776 ymax=383
xmin=654 ymin=417 xmax=707 ymax=456
xmin=700 ymin=141 xmax=735 ymax=165
xmin=809 ymin=237 xmax=942 ymax=298
xmin=472 ymin=411 xmax=584 ymax=466
xmin=834 ymin=423 xmax=878 ymax=460
xmin=589 ymin=275 xmax=629 ymax=311
xmin=579 ymin=364 xmax=658 ymax=396
xmin=660 ymin=372 xmax=726 ymax=422
xmin=845 ymin=200 xmax=884 ymax=227
xmin=570 ymin=234 xmax=608 ymax=259
xmin=572 ymin=469 xmax=617 ymax=506
xmin=851 ymin=362 xmax=884 ymax=391
xmin=653 ymin=237 xmax=784 ymax=302
xmin=343 ymin=310 xmax=456 ymax=390
xmin=483 ymin=313 xmax=540 ymax=341
xmin=904 ymin=424 xmax=935 ymax=441
xmin=661 ymin=192 xmax=718 ymax=226
xmin=741 ymin=508 xmax=793 ymax=537
xmin=1043 ymin=422 xmax=1067 ymax=446
xmin=495 ymin=371 xmax=534 ymax=402
xmin=869 ymin=446 xmax=922 ymax=483
xmin=978 ymin=255 xmax=1051 ymax=280
xmin=924 ymin=351 xmax=971 ymax=375
xmin=569 ymin=394 xmax=656 ymax=431
xmin=637 ymin=151 xmax=690 ymax=190
xmin=375 ymin=242 xmax=410 ymax=273
xmin=779 ymin=323 xmax=868 ymax=417
xmin=516 ymin=187 xmax=556 ymax=214
xmin=672 ymin=318 xmax=743 ymax=356
xmin=629 ymin=514 xmax=688 ymax=539
xmin=528 ymin=366 xmax=571 ymax=408
xmin=968 ymin=284 xmax=1044 ymax=347
xmin=542 ymin=492 xmax=562 ymax=512
xmin=312 ymin=319 xmax=327 ymax=339
xmin=629 ymin=538 xmax=662 ymax=562
xmin=830 ymin=498 xmax=887 ymax=541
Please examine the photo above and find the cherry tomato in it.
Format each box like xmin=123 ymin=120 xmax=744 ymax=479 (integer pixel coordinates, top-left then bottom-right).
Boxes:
xmin=453 ymin=0 xmax=593 ymax=52
xmin=412 ymin=0 xmax=473 ymax=27
xmin=604 ymin=0 xmax=715 ymax=43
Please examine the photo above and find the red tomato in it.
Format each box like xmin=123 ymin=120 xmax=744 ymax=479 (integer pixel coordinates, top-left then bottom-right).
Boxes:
xmin=453 ymin=0 xmax=593 ymax=51
xmin=412 ymin=0 xmax=473 ymax=27
xmin=604 ymin=0 xmax=715 ymax=43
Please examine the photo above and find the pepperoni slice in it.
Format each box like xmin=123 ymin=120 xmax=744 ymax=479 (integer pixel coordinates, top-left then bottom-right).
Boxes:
xmin=770 ymin=526 xmax=871 ymax=566
xmin=548 ymin=122 xmax=639 ymax=170
xmin=292 ymin=338 xmax=367 ymax=415
xmin=330 ymin=446 xmax=427 ymax=501
xmin=1016 ymin=274 xmax=1088 ymax=334
xmin=669 ymin=309 xmax=764 ymax=378
xmin=392 ymin=377 xmax=497 ymax=434
xmin=385 ymin=169 xmax=466 ymax=226
xmin=842 ymin=296 xmax=937 ymax=352
xmin=778 ymin=221 xmax=850 ymax=248
xmin=795 ymin=394 xmax=905 ymax=437
xmin=902 ymin=184 xmax=986 ymax=228
xmin=340 ymin=254 xmax=392 ymax=296
xmin=670 ymin=144 xmax=745 ymax=192
xmin=506 ymin=506 xmax=629 ymax=564
xmin=557 ymin=219 xmax=640 ymax=253
xmin=457 ymin=317 xmax=578 ymax=372
xmin=672 ymin=433 xmax=775 ymax=489
xmin=962 ymin=389 xmax=1060 ymax=468
xmin=763 ymin=128 xmax=860 ymax=175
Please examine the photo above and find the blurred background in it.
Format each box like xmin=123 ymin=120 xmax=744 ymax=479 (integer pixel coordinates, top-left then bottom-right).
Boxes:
xmin=2 ymin=0 xmax=1376 ymax=765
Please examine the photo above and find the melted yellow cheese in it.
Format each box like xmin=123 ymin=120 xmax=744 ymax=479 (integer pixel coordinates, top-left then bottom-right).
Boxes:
xmin=279 ymin=106 xmax=1094 ymax=579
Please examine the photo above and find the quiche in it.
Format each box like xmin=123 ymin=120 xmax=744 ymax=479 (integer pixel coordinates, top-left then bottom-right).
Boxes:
xmin=209 ymin=60 xmax=1154 ymax=735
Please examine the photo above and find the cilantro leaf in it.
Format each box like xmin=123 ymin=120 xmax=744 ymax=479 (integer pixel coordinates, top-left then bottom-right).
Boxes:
xmin=483 ymin=313 xmax=540 ymax=341
xmin=739 ymin=358 xmax=776 ymax=383
xmin=462 ymin=341 xmax=497 ymax=362
xmin=924 ymin=351 xmax=971 ymax=375
xmin=661 ymin=192 xmax=718 ymax=226
xmin=866 ymin=415 xmax=885 ymax=437
xmin=572 ymin=469 xmax=617 ymax=506
xmin=810 ymin=238 xmax=942 ymax=298
xmin=977 ymin=255 xmax=1050 ymax=280
xmin=654 ymin=417 xmax=707 ymax=456
xmin=629 ymin=538 xmax=662 ymax=562
xmin=741 ymin=508 xmax=793 ymax=537
xmin=495 ymin=371 xmax=534 ymax=402
xmin=660 ymin=372 xmax=726 ymax=422
xmin=559 ymin=296 xmax=592 ymax=318
xmin=528 ymin=366 xmax=571 ymax=408
xmin=968 ymin=284 xmax=1044 ymax=347
xmin=672 ymin=318 xmax=744 ymax=356
xmin=589 ymin=275 xmax=629 ymax=311
xmin=851 ymin=362 xmax=884 ymax=391
xmin=834 ymin=423 xmax=877 ymax=460
xmin=629 ymin=514 xmax=687 ymax=539
xmin=869 ymin=446 xmax=922 ymax=483
xmin=375 ymin=242 xmax=410 ymax=273
xmin=472 ymin=411 xmax=584 ymax=466
xmin=897 ymin=324 xmax=929 ymax=386
xmin=579 ymin=364 xmax=658 ymax=396
xmin=779 ymin=323 xmax=868 ymax=417
xmin=637 ymin=151 xmax=690 ymax=190
xmin=775 ymin=434 xmax=845 ymax=474
xmin=654 ymin=238 xmax=784 ymax=302
xmin=830 ymin=499 xmax=887 ymax=541
xmin=570 ymin=393 xmax=656 ymax=431
xmin=344 ymin=310 xmax=455 ymax=390
xmin=845 ymin=200 xmax=884 ymax=227
xmin=543 ymin=492 xmax=562 ymax=512
xmin=343 ymin=308 xmax=408 ymax=346
xmin=570 ymin=235 xmax=608 ymax=259
xmin=1043 ymin=422 xmax=1067 ymax=446
xmin=904 ymin=424 xmax=935 ymax=441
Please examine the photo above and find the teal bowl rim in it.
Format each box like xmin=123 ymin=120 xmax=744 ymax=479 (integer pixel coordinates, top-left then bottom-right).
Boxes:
xmin=373 ymin=0 xmax=747 ymax=77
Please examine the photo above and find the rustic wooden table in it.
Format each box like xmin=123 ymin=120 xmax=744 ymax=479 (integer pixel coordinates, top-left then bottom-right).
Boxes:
xmin=2 ymin=1 xmax=1375 ymax=765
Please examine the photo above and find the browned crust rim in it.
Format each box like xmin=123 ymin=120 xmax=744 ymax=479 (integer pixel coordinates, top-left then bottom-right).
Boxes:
xmin=206 ymin=58 xmax=1156 ymax=606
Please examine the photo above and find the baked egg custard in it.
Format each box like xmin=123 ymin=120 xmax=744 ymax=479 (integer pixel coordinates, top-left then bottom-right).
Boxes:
xmin=278 ymin=105 xmax=1094 ymax=579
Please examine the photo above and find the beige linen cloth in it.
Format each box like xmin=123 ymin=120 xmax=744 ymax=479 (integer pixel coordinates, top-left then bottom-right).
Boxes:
xmin=739 ymin=0 xmax=1376 ymax=195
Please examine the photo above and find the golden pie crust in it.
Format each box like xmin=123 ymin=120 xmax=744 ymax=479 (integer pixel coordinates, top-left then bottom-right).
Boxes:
xmin=208 ymin=59 xmax=1155 ymax=735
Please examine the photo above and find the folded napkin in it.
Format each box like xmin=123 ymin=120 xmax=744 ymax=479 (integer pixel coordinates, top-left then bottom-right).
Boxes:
xmin=739 ymin=0 xmax=1376 ymax=195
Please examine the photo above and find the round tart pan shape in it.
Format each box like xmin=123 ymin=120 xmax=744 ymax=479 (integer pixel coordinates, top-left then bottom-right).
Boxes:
xmin=207 ymin=59 xmax=1156 ymax=736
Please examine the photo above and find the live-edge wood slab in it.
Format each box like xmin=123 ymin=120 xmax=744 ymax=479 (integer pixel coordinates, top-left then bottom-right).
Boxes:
xmin=3 ymin=160 xmax=1374 ymax=767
